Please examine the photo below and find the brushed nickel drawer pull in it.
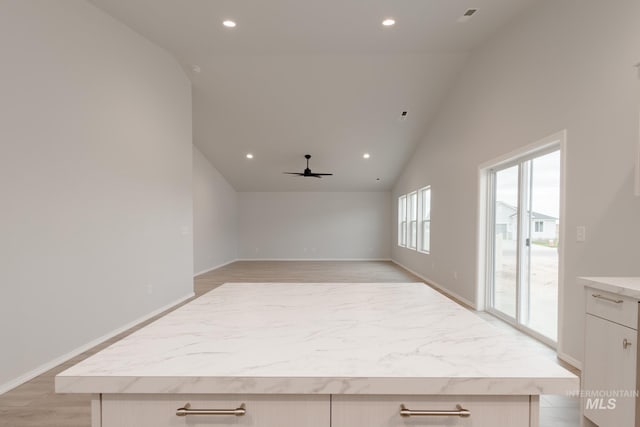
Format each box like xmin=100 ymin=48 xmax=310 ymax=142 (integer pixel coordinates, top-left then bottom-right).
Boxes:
xmin=592 ymin=294 xmax=623 ymax=304
xmin=176 ymin=403 xmax=246 ymax=416
xmin=624 ymin=339 xmax=633 ymax=349
xmin=400 ymin=404 xmax=470 ymax=417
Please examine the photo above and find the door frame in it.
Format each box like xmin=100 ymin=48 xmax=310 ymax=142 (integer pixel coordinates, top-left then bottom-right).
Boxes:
xmin=476 ymin=130 xmax=567 ymax=351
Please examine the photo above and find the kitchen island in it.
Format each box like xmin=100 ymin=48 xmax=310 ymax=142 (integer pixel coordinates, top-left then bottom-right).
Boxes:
xmin=56 ymin=282 xmax=578 ymax=426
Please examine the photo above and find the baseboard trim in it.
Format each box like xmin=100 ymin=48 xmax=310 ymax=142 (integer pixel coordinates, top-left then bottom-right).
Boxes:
xmin=237 ymin=258 xmax=393 ymax=262
xmin=557 ymin=350 xmax=582 ymax=371
xmin=0 ymin=292 xmax=195 ymax=396
xmin=391 ymin=259 xmax=477 ymax=309
xmin=194 ymin=259 xmax=239 ymax=277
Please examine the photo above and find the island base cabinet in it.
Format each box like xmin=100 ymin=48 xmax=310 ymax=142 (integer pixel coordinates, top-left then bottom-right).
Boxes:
xmin=332 ymin=395 xmax=537 ymax=427
xmin=100 ymin=394 xmax=330 ymax=427
xmin=583 ymin=313 xmax=637 ymax=427
xmin=98 ymin=394 xmax=538 ymax=427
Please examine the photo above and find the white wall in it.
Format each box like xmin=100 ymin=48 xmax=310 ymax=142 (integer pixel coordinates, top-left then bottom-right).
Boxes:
xmin=0 ymin=1 xmax=193 ymax=391
xmin=193 ymin=147 xmax=238 ymax=274
xmin=393 ymin=0 xmax=640 ymax=365
xmin=238 ymin=192 xmax=391 ymax=260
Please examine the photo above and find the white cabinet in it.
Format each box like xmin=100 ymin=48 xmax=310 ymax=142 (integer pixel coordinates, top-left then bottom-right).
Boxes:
xmin=332 ymin=395 xmax=535 ymax=427
xmin=583 ymin=288 xmax=639 ymax=427
xmin=101 ymin=394 xmax=329 ymax=427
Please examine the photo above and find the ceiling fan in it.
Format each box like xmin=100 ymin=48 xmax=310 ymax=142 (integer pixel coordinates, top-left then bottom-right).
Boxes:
xmin=284 ymin=154 xmax=333 ymax=178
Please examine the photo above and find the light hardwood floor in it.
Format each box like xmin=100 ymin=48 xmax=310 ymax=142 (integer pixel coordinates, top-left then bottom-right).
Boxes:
xmin=0 ymin=261 xmax=580 ymax=426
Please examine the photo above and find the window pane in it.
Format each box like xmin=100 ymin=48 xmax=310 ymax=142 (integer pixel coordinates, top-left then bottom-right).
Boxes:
xmin=398 ymin=196 xmax=407 ymax=246
xmin=422 ymin=188 xmax=431 ymax=220
xmin=493 ymin=165 xmax=519 ymax=319
xmin=401 ymin=222 xmax=407 ymax=245
xmin=423 ymin=221 xmax=430 ymax=252
xmin=526 ymin=150 xmax=560 ymax=341
xmin=410 ymin=221 xmax=417 ymax=248
xmin=409 ymin=192 xmax=417 ymax=221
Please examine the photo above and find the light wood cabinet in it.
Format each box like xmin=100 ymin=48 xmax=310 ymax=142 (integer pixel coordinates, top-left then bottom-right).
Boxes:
xmin=332 ymin=395 xmax=535 ymax=427
xmin=583 ymin=288 xmax=640 ymax=427
xmin=101 ymin=394 xmax=330 ymax=427
xmin=97 ymin=393 xmax=540 ymax=427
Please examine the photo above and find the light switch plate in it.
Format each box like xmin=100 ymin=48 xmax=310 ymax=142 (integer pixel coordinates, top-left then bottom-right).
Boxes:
xmin=577 ymin=226 xmax=586 ymax=242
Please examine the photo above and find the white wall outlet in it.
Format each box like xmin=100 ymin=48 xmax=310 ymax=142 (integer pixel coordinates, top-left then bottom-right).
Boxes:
xmin=453 ymin=271 xmax=458 ymax=280
xmin=577 ymin=226 xmax=586 ymax=242
xmin=146 ymin=283 xmax=153 ymax=295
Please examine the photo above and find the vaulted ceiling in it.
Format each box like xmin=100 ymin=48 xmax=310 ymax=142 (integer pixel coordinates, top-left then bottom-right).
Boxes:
xmin=88 ymin=0 xmax=535 ymax=191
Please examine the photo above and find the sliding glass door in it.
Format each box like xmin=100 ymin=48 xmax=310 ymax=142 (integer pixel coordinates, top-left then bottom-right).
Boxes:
xmin=488 ymin=149 xmax=561 ymax=344
xmin=492 ymin=165 xmax=519 ymax=320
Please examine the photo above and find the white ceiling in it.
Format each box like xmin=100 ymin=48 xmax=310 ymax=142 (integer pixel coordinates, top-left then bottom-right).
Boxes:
xmin=88 ymin=0 xmax=535 ymax=191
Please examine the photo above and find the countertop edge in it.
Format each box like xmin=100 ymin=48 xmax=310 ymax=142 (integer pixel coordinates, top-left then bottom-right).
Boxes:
xmin=579 ymin=277 xmax=640 ymax=300
xmin=55 ymin=375 xmax=579 ymax=396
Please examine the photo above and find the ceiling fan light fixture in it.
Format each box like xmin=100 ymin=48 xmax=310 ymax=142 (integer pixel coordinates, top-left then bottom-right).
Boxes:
xmin=283 ymin=154 xmax=333 ymax=178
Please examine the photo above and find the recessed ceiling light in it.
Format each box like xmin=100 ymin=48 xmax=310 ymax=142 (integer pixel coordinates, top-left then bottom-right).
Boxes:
xmin=246 ymin=153 xmax=253 ymax=159
xmin=363 ymin=153 xmax=371 ymax=159
xmin=223 ymin=20 xmax=237 ymax=28
xmin=382 ymin=18 xmax=395 ymax=27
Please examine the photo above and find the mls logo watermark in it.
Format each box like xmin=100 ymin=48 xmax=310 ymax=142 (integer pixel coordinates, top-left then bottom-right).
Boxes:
xmin=569 ymin=389 xmax=640 ymax=411
xmin=585 ymin=397 xmax=616 ymax=410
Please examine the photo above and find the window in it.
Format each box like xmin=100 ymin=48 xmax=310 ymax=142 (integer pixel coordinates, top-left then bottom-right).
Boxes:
xmin=535 ymin=221 xmax=543 ymax=232
xmin=398 ymin=195 xmax=407 ymax=247
xmin=419 ymin=186 xmax=431 ymax=253
xmin=398 ymin=188 xmax=431 ymax=253
xmin=408 ymin=191 xmax=418 ymax=249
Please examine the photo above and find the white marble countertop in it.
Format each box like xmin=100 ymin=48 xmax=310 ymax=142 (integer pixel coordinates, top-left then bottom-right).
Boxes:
xmin=580 ymin=277 xmax=640 ymax=300
xmin=56 ymin=282 xmax=578 ymax=395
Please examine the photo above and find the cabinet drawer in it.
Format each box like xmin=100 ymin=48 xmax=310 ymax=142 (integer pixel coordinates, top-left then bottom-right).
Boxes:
xmin=332 ymin=395 xmax=533 ymax=427
xmin=586 ymin=288 xmax=638 ymax=330
xmin=101 ymin=394 xmax=329 ymax=427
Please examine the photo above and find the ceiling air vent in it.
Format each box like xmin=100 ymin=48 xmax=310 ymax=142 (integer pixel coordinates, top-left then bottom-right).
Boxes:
xmin=458 ymin=8 xmax=478 ymax=23
xmin=399 ymin=111 xmax=408 ymax=121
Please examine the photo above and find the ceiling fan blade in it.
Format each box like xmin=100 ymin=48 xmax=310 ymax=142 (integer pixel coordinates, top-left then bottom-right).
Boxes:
xmin=284 ymin=156 xmax=333 ymax=178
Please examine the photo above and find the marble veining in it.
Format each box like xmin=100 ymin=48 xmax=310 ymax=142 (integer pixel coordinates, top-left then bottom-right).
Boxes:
xmin=580 ymin=277 xmax=640 ymax=300
xmin=56 ymin=283 xmax=578 ymax=395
